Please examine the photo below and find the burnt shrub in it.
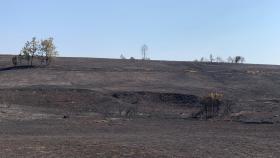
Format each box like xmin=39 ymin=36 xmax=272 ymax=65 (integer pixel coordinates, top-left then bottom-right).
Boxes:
xmin=193 ymin=93 xmax=223 ymax=119
xmin=221 ymin=99 xmax=233 ymax=116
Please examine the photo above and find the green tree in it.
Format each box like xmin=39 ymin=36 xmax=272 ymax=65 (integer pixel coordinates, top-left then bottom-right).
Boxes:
xmin=29 ymin=37 xmax=39 ymax=66
xmin=21 ymin=37 xmax=39 ymax=66
xmin=234 ymin=56 xmax=242 ymax=63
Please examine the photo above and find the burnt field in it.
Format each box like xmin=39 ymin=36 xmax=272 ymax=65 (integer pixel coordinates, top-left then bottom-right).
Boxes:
xmin=0 ymin=55 xmax=280 ymax=157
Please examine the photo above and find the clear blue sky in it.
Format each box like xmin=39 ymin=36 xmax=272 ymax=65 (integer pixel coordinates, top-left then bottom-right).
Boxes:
xmin=0 ymin=0 xmax=280 ymax=64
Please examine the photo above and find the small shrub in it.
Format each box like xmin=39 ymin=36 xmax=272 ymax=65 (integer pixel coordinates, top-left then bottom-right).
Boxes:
xmin=221 ymin=99 xmax=233 ymax=116
xmin=120 ymin=54 xmax=126 ymax=59
xmin=117 ymin=101 xmax=138 ymax=119
xmin=125 ymin=106 xmax=137 ymax=119
xmin=12 ymin=56 xmax=17 ymax=66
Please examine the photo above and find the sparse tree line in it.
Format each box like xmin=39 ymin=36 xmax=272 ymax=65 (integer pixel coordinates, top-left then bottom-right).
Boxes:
xmin=194 ymin=54 xmax=245 ymax=64
xmin=120 ymin=44 xmax=150 ymax=60
xmin=12 ymin=37 xmax=58 ymax=66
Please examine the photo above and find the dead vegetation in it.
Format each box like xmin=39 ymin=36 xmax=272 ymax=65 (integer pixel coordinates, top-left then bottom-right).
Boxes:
xmin=192 ymin=92 xmax=233 ymax=120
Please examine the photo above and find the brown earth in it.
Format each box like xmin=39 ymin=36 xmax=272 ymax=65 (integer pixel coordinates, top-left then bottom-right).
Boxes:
xmin=0 ymin=55 xmax=280 ymax=157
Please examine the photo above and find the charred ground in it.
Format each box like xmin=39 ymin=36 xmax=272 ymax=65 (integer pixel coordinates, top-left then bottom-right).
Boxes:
xmin=0 ymin=55 xmax=280 ymax=157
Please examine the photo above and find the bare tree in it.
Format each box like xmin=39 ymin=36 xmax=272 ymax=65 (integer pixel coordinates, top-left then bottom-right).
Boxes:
xmin=141 ymin=44 xmax=148 ymax=60
xmin=216 ymin=56 xmax=224 ymax=63
xmin=240 ymin=57 xmax=245 ymax=63
xmin=209 ymin=54 xmax=214 ymax=63
xmin=227 ymin=56 xmax=234 ymax=63
xmin=200 ymin=57 xmax=204 ymax=62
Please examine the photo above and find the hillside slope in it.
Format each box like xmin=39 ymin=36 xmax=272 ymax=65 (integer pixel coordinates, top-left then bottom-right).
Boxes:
xmin=0 ymin=55 xmax=280 ymax=123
